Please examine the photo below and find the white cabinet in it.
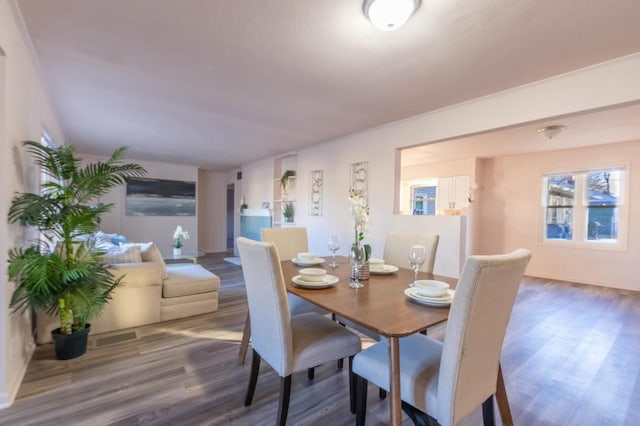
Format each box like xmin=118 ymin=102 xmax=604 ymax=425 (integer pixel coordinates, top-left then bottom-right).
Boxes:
xmin=436 ymin=176 xmax=469 ymax=212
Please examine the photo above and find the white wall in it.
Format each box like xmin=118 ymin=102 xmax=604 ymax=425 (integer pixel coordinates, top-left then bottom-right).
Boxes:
xmin=239 ymin=53 xmax=640 ymax=283
xmin=477 ymin=140 xmax=640 ymax=290
xmin=97 ymin=158 xmax=199 ymax=253
xmin=0 ymin=0 xmax=65 ymax=407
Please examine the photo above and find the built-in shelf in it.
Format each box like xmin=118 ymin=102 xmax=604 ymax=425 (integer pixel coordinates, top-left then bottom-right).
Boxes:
xmin=273 ymin=154 xmax=297 ymax=228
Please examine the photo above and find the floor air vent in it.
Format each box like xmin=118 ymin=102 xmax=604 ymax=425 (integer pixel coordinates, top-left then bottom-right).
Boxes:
xmin=95 ymin=331 xmax=138 ymax=348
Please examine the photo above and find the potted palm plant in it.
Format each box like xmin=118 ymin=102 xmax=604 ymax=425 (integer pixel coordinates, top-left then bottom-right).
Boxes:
xmin=282 ymin=201 xmax=295 ymax=223
xmin=7 ymin=141 xmax=146 ymax=359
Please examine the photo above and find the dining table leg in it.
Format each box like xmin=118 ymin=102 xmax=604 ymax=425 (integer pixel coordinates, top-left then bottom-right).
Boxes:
xmin=388 ymin=336 xmax=402 ymax=425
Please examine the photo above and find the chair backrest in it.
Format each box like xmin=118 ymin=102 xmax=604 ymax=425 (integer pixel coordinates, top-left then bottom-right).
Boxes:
xmin=261 ymin=227 xmax=309 ymax=261
xmin=236 ymin=237 xmax=292 ymax=376
xmin=383 ymin=232 xmax=439 ymax=273
xmin=436 ymin=249 xmax=531 ymax=426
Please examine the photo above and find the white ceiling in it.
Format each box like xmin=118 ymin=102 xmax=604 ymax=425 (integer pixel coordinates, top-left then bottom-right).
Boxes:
xmin=16 ymin=0 xmax=640 ymax=171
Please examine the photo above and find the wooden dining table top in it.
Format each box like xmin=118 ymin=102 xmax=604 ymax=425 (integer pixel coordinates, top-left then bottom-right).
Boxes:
xmin=282 ymin=256 xmax=456 ymax=337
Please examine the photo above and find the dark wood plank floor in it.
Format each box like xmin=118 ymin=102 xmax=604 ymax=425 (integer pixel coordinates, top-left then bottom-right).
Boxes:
xmin=1 ymin=253 xmax=638 ymax=425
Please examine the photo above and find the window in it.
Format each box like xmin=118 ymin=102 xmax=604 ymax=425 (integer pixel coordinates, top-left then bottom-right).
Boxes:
xmin=412 ymin=185 xmax=436 ymax=215
xmin=543 ymin=166 xmax=625 ymax=247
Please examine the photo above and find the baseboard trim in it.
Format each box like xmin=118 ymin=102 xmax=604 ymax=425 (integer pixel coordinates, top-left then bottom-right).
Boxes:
xmin=0 ymin=339 xmax=35 ymax=409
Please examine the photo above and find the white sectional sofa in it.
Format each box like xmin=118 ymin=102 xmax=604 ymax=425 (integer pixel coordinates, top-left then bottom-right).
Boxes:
xmin=36 ymin=255 xmax=220 ymax=344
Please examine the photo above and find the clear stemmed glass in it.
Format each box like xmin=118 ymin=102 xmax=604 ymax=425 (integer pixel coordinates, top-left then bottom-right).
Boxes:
xmin=349 ymin=245 xmax=366 ymax=289
xmin=327 ymin=235 xmax=341 ymax=268
xmin=408 ymin=245 xmax=426 ymax=286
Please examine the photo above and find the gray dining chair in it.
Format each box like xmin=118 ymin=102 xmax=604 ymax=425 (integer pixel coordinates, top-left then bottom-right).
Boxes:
xmin=237 ymin=227 xmax=328 ymax=365
xmin=236 ymin=237 xmax=362 ymax=426
xmin=353 ymin=249 xmax=531 ymax=426
xmin=383 ymin=231 xmax=439 ymax=273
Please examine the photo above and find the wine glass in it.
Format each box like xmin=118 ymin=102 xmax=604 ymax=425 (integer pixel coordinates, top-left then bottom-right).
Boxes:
xmin=408 ymin=245 xmax=426 ymax=286
xmin=349 ymin=245 xmax=366 ymax=289
xmin=327 ymin=235 xmax=341 ymax=268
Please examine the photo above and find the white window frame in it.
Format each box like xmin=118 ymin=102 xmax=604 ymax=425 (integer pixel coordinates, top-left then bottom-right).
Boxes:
xmin=541 ymin=164 xmax=628 ymax=251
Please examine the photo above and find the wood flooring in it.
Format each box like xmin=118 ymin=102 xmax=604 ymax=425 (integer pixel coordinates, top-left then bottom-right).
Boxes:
xmin=1 ymin=253 xmax=638 ymax=425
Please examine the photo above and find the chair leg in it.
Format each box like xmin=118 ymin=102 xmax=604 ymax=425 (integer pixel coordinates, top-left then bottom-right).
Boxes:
xmin=244 ymin=349 xmax=261 ymax=406
xmin=355 ymin=374 xmax=368 ymax=426
xmin=307 ymin=367 xmax=315 ymax=380
xmin=482 ymin=395 xmax=495 ymax=426
xmin=237 ymin=312 xmax=251 ymax=365
xmin=349 ymin=356 xmax=356 ymax=413
xmin=379 ymin=388 xmax=387 ymax=399
xmin=277 ymin=375 xmax=292 ymax=426
xmin=336 ymin=320 xmax=345 ymax=370
xmin=401 ymin=401 xmax=431 ymax=426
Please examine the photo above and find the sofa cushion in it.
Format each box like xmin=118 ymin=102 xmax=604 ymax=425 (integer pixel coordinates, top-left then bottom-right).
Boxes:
xmin=163 ymin=264 xmax=220 ymax=298
xmin=102 ymin=245 xmax=142 ymax=264
xmin=120 ymin=242 xmax=169 ymax=279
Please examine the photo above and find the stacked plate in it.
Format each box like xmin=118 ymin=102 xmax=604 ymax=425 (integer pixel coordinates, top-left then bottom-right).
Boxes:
xmin=404 ymin=287 xmax=454 ymax=308
xmin=292 ymin=274 xmax=339 ymax=289
xmin=369 ymin=264 xmax=399 ymax=275
xmin=292 ymin=257 xmax=325 ymax=266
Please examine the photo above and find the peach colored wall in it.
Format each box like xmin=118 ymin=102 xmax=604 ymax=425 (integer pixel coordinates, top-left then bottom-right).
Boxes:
xmin=477 ymin=140 xmax=640 ymax=290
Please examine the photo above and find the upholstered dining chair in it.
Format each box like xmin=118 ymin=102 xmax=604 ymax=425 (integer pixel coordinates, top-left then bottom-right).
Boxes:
xmin=353 ymin=249 xmax=531 ymax=426
xmin=237 ymin=227 xmax=328 ymax=365
xmin=383 ymin=231 xmax=440 ymax=273
xmin=236 ymin=237 xmax=362 ymax=426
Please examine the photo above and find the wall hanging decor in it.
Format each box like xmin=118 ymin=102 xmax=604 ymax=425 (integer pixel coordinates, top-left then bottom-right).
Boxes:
xmin=126 ymin=178 xmax=196 ymax=216
xmin=350 ymin=161 xmax=368 ymax=204
xmin=310 ymin=170 xmax=323 ymax=216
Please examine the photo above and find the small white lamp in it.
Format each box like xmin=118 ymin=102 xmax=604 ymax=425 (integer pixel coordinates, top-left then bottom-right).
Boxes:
xmin=364 ymin=0 xmax=421 ymax=32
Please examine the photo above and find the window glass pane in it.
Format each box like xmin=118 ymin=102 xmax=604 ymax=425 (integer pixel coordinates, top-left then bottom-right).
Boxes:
xmin=587 ymin=170 xmax=621 ymax=205
xmin=586 ymin=170 xmax=621 ymax=241
xmin=413 ymin=186 xmax=436 ymax=216
xmin=546 ymin=207 xmax=572 ymax=240
xmin=547 ymin=175 xmax=575 ymax=206
xmin=587 ymin=207 xmax=617 ymax=240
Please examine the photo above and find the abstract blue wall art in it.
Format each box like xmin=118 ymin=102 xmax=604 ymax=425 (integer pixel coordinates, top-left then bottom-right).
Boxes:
xmin=126 ymin=178 xmax=196 ymax=216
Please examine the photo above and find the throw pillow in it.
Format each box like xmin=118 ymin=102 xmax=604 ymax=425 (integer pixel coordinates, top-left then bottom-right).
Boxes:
xmin=102 ymin=245 xmax=142 ymax=264
xmin=110 ymin=234 xmax=129 ymax=246
xmin=120 ymin=242 xmax=169 ymax=279
xmin=94 ymin=231 xmax=118 ymax=250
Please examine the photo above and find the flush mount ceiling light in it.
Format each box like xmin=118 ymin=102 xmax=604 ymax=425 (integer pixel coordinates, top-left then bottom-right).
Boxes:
xmin=364 ymin=0 xmax=421 ymax=32
xmin=537 ymin=125 xmax=566 ymax=140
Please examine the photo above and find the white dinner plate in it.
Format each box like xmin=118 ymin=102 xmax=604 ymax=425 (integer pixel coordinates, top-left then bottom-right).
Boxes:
xmin=292 ymin=257 xmax=326 ymax=266
xmin=369 ymin=264 xmax=400 ymax=275
xmin=292 ymin=274 xmax=339 ymax=289
xmin=404 ymin=288 xmax=454 ymax=307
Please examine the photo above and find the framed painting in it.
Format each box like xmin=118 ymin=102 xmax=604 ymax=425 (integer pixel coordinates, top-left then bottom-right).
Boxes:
xmin=126 ymin=178 xmax=196 ymax=216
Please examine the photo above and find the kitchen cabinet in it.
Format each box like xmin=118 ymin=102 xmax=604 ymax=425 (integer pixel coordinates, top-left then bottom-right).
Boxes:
xmin=436 ymin=176 xmax=469 ymax=212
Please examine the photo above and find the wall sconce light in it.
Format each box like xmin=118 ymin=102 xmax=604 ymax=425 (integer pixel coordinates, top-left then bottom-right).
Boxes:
xmin=537 ymin=125 xmax=566 ymax=140
xmin=364 ymin=0 xmax=421 ymax=32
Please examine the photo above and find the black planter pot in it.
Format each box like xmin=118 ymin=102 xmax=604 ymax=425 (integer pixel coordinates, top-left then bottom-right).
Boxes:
xmin=51 ymin=324 xmax=91 ymax=360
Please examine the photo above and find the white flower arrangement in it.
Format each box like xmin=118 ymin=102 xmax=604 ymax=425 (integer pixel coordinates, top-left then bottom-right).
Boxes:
xmin=172 ymin=225 xmax=190 ymax=249
xmin=349 ymin=189 xmax=371 ymax=259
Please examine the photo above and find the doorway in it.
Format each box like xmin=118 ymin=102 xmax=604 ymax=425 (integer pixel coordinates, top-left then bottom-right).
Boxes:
xmin=226 ymin=184 xmax=235 ymax=251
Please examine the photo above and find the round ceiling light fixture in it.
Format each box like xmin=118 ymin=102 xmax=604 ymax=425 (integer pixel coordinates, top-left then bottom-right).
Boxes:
xmin=364 ymin=0 xmax=421 ymax=32
xmin=537 ymin=125 xmax=566 ymax=140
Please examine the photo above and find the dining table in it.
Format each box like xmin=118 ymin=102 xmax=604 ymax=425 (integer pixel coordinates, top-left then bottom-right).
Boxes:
xmin=282 ymin=255 xmax=514 ymax=426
